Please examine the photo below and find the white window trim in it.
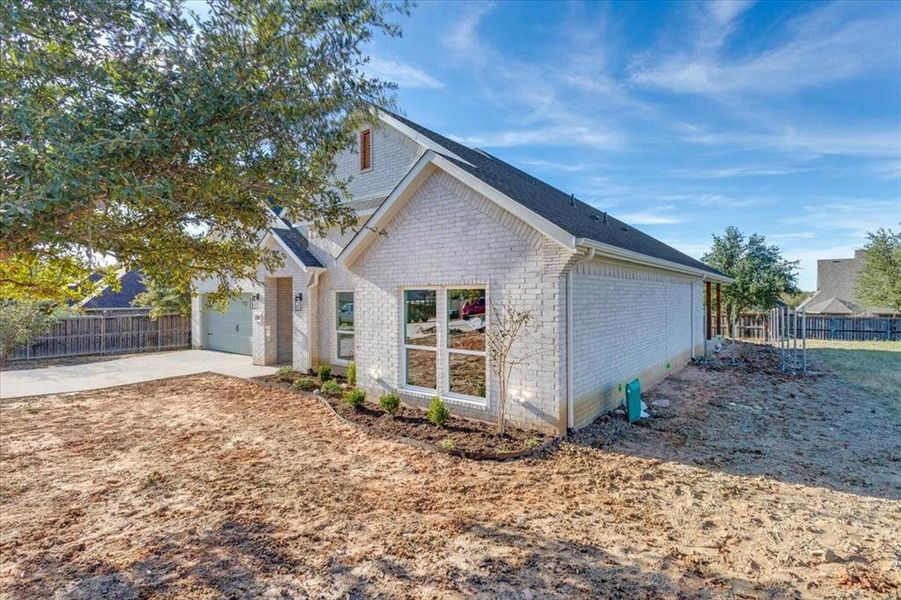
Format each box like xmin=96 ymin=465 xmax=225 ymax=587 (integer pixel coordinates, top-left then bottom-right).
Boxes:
xmin=399 ymin=285 xmax=489 ymax=407
xmin=445 ymin=286 xmax=488 ymax=403
xmin=400 ymin=287 xmax=439 ymax=393
xmin=334 ymin=289 xmax=354 ymax=365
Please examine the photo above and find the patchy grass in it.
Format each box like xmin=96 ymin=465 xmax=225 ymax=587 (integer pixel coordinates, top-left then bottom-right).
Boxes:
xmin=1 ymin=355 xmax=898 ymax=598
xmin=805 ymin=340 xmax=901 ymax=415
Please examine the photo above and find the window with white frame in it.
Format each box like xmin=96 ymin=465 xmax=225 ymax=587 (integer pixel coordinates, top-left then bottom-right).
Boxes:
xmin=336 ymin=291 xmax=354 ymax=361
xmin=403 ymin=289 xmax=437 ymax=389
xmin=447 ymin=288 xmax=487 ymax=398
xmin=402 ymin=287 xmax=487 ymax=400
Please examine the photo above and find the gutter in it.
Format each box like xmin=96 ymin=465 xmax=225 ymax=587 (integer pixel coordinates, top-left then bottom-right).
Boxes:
xmin=575 ymin=238 xmax=733 ymax=284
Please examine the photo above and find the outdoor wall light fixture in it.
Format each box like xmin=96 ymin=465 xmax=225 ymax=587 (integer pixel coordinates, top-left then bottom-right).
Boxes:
xmin=294 ymin=293 xmax=303 ymax=312
xmin=251 ymin=293 xmax=261 ymax=310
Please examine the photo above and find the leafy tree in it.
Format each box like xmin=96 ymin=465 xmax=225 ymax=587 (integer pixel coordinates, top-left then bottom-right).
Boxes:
xmin=132 ymin=275 xmax=192 ymax=318
xmin=781 ymin=290 xmax=813 ymax=309
xmin=702 ymin=226 xmax=799 ymax=336
xmin=1 ymin=0 xmax=407 ymax=304
xmin=856 ymin=228 xmax=901 ymax=313
xmin=0 ymin=301 xmax=60 ymax=363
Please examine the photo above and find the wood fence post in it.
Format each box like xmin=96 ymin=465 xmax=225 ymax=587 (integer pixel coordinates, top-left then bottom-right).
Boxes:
xmin=715 ymin=283 xmax=722 ymax=337
xmin=705 ymin=281 xmax=712 ymax=340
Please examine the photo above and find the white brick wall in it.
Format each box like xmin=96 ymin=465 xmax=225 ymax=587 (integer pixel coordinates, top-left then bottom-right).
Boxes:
xmin=333 ymin=123 xmax=425 ymax=202
xmin=570 ymin=259 xmax=704 ymax=428
xmin=348 ymin=170 xmax=575 ymax=434
xmin=190 ymin=120 xmax=713 ymax=434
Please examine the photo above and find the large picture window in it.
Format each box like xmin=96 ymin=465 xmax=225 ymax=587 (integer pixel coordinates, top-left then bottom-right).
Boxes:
xmin=404 ymin=290 xmax=437 ymax=389
xmin=336 ymin=291 xmax=354 ymax=362
xmin=447 ymin=288 xmax=486 ymax=398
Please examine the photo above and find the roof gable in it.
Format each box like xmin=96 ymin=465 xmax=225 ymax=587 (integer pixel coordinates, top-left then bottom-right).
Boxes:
xmin=378 ymin=109 xmax=727 ymax=280
xmin=338 ymin=151 xmax=578 ymax=266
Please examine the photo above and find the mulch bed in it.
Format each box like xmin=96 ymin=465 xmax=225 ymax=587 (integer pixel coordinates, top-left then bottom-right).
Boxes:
xmin=253 ymin=373 xmax=554 ymax=459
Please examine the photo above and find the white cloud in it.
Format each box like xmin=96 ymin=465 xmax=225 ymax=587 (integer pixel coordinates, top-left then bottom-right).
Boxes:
xmin=517 ymin=158 xmax=587 ymax=172
xmin=691 ymin=193 xmax=757 ymax=208
xmin=765 ymin=232 xmax=815 ymax=241
xmin=671 ymin=165 xmax=804 ymax=179
xmin=870 ymin=160 xmax=901 ymax=181
xmin=707 ymin=0 xmax=755 ymax=27
xmin=679 ymin=123 xmax=901 ymax=159
xmin=780 ymin=198 xmax=901 ymax=238
xmin=616 ymin=211 xmax=685 ymax=225
xmin=631 ymin=2 xmax=900 ymax=96
xmin=443 ymin=2 xmax=494 ymax=57
xmin=366 ymin=57 xmax=444 ymax=89
xmin=452 ymin=125 xmax=620 ymax=150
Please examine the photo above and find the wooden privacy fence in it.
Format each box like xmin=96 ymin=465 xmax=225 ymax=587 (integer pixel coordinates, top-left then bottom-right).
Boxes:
xmin=719 ymin=313 xmax=900 ymax=342
xmin=10 ymin=313 xmax=191 ymax=361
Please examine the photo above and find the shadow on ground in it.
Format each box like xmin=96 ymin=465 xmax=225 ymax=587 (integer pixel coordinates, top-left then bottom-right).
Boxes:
xmin=571 ymin=342 xmax=901 ymax=500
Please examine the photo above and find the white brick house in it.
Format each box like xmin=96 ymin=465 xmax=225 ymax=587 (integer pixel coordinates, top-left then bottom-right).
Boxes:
xmin=192 ymin=110 xmax=730 ymax=434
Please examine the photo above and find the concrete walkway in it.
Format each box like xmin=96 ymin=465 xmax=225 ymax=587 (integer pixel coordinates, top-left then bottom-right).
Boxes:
xmin=0 ymin=350 xmax=278 ymax=399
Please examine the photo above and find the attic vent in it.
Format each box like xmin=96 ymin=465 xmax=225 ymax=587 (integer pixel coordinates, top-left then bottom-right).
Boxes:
xmin=620 ymin=226 xmax=629 ymax=232
xmin=360 ymin=129 xmax=372 ymax=171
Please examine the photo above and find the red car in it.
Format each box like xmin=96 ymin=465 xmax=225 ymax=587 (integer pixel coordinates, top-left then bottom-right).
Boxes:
xmin=461 ymin=297 xmax=485 ymax=319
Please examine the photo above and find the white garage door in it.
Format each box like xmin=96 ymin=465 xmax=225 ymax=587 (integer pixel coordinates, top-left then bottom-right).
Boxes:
xmin=204 ymin=294 xmax=252 ymax=355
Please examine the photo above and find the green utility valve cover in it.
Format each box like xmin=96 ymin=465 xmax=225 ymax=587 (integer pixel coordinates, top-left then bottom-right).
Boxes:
xmin=626 ymin=379 xmax=641 ymax=423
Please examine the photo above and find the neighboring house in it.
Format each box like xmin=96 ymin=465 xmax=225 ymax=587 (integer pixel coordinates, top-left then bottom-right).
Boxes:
xmin=80 ymin=270 xmax=149 ymax=314
xmin=192 ymin=110 xmax=730 ymax=433
xmin=799 ymin=250 xmax=896 ymax=316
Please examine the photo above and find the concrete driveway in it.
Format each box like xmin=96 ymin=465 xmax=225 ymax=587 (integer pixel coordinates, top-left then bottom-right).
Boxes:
xmin=0 ymin=350 xmax=278 ymax=399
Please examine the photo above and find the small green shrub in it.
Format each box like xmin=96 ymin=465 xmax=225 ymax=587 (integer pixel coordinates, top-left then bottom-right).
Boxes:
xmin=318 ymin=364 xmax=332 ymax=381
xmin=293 ymin=377 xmax=315 ymax=391
xmin=320 ymin=379 xmax=341 ymax=396
xmin=427 ymin=396 xmax=450 ymax=427
xmin=525 ymin=436 xmax=542 ymax=449
xmin=379 ymin=392 xmax=401 ymax=415
xmin=276 ymin=366 xmax=296 ymax=382
xmin=437 ymin=438 xmax=455 ymax=451
xmin=145 ymin=470 xmax=164 ymax=486
xmin=344 ymin=388 xmax=366 ymax=409
xmin=346 ymin=361 xmax=357 ymax=386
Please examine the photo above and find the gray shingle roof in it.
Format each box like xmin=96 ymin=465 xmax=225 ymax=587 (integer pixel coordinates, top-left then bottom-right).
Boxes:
xmin=272 ymin=226 xmax=323 ymax=268
xmin=83 ymin=270 xmax=147 ymax=309
xmin=384 ymin=110 xmax=724 ymax=277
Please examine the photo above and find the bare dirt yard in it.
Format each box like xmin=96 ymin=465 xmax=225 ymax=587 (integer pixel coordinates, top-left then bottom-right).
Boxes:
xmin=1 ymin=342 xmax=898 ymax=598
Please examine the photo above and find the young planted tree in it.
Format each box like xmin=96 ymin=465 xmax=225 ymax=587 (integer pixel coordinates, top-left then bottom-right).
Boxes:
xmin=486 ymin=301 xmax=539 ymax=436
xmin=856 ymin=228 xmax=901 ymax=313
xmin=1 ymin=0 xmax=407 ymax=305
xmin=702 ymin=226 xmax=799 ymax=337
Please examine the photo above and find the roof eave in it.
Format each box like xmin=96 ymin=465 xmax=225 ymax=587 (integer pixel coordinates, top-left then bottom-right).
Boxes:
xmin=266 ymin=230 xmax=325 ymax=272
xmin=575 ymin=238 xmax=733 ymax=283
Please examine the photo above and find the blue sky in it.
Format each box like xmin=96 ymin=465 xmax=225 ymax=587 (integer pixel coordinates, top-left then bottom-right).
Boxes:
xmin=364 ymin=0 xmax=901 ymax=290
